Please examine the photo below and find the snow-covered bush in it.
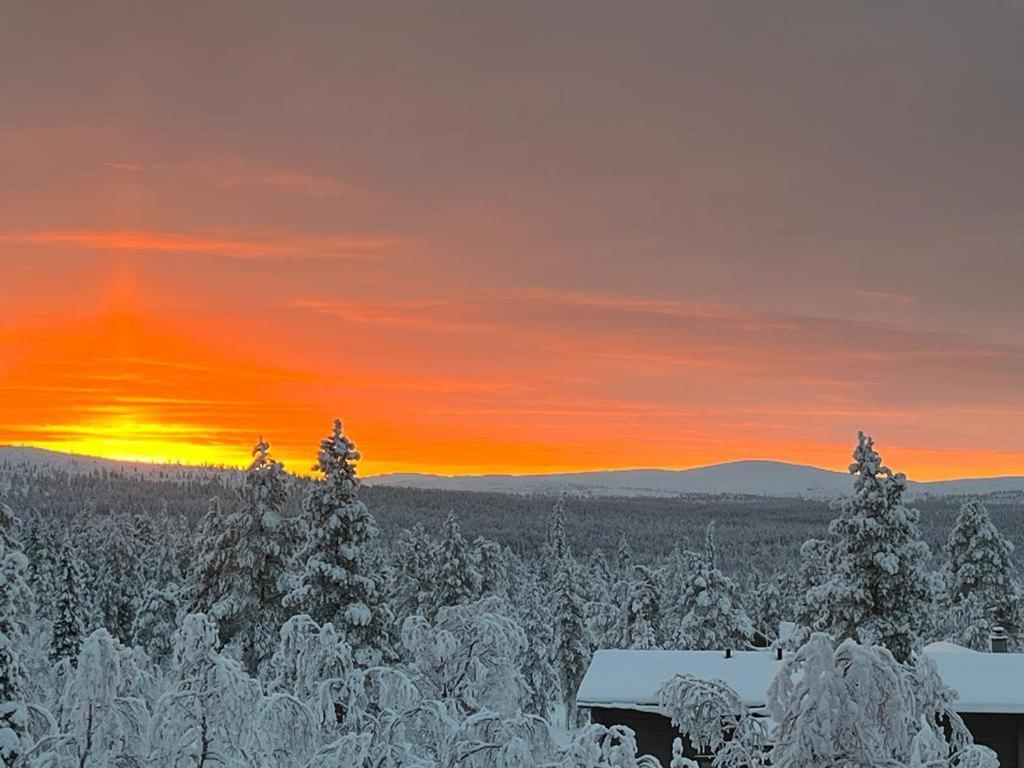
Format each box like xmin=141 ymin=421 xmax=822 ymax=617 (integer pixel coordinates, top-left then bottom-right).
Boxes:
xmin=658 ymin=632 xmax=996 ymax=768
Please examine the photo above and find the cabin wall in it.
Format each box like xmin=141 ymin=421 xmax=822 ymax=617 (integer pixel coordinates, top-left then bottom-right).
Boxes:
xmin=960 ymin=713 xmax=1024 ymax=768
xmin=588 ymin=707 xmax=1024 ymax=768
xmin=588 ymin=707 xmax=707 ymax=767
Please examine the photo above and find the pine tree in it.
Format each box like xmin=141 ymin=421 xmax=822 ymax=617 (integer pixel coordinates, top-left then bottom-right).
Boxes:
xmin=946 ymin=500 xmax=1022 ymax=647
xmin=193 ymin=438 xmax=296 ymax=671
xmin=541 ymin=496 xmax=570 ymax=579
xmin=51 ymin=537 xmax=86 ymax=664
xmin=809 ymin=432 xmax=932 ymax=661
xmin=188 ymin=495 xmax=230 ymax=615
xmin=390 ymin=523 xmax=437 ymax=619
xmin=89 ymin=513 xmax=144 ymax=644
xmin=285 ymin=420 xmax=391 ymax=666
xmin=752 ymin=576 xmax=786 ymax=641
xmin=20 ymin=520 xmax=56 ymax=619
xmin=614 ymin=532 xmax=634 ymax=577
xmin=674 ymin=523 xmax=753 ymax=650
xmin=517 ymin=574 xmax=558 ymax=719
xmin=551 ymin=553 xmax=591 ymax=727
xmin=0 ymin=504 xmax=29 ymax=768
xmin=792 ymin=538 xmax=835 ymax=641
xmin=623 ymin=565 xmax=662 ymax=649
xmin=473 ymin=536 xmax=509 ymax=599
xmin=132 ymin=519 xmax=184 ymax=664
xmin=429 ymin=512 xmax=482 ymax=614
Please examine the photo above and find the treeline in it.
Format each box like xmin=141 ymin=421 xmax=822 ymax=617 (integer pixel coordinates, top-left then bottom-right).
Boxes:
xmin=0 ymin=426 xmax=1021 ymax=766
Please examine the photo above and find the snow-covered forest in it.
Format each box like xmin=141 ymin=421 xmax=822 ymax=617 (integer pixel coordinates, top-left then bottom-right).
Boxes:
xmin=0 ymin=423 xmax=1020 ymax=767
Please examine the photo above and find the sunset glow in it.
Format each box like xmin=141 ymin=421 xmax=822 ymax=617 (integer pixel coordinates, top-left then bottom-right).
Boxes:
xmin=2 ymin=3 xmax=1023 ymax=481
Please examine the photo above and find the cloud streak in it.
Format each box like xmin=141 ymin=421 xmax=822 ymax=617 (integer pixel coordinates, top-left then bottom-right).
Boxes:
xmin=1 ymin=229 xmax=403 ymax=261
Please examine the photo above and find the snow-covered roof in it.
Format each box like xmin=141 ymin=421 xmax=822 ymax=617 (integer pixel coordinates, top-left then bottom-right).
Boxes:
xmin=577 ymin=644 xmax=1024 ymax=715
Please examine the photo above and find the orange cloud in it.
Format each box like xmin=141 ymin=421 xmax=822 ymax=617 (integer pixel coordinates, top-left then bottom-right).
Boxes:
xmin=0 ymin=229 xmax=402 ymax=260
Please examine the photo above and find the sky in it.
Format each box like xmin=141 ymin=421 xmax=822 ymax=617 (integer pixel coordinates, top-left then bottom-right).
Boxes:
xmin=1 ymin=1 xmax=1023 ymax=479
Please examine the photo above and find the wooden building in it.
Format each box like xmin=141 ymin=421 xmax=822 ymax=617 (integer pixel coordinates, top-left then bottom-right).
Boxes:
xmin=577 ymin=643 xmax=1024 ymax=768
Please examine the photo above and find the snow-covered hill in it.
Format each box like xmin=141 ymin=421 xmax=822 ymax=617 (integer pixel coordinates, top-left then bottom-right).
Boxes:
xmin=0 ymin=445 xmax=232 ymax=479
xmin=365 ymin=460 xmax=1024 ymax=500
xmin=3 ymin=446 xmax=1023 ymax=500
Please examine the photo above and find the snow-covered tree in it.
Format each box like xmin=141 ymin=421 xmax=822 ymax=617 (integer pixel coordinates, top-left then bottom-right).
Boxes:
xmin=751 ymin=575 xmax=785 ymax=641
xmin=659 ymin=632 xmax=997 ymax=768
xmin=658 ymin=673 xmax=767 ymax=768
xmin=0 ymin=506 xmax=29 ymax=768
xmin=540 ymin=496 xmax=570 ymax=580
xmin=551 ymin=553 xmax=591 ymax=727
xmin=517 ymin=575 xmax=558 ymax=718
xmin=189 ymin=438 xmax=296 ymax=671
xmin=50 ymin=539 xmax=86 ymax=665
xmin=623 ymin=566 xmax=662 ymax=649
xmin=557 ymin=723 xmax=662 ymax=768
xmin=84 ymin=514 xmax=143 ymax=645
xmin=806 ymin=433 xmax=932 ymax=661
xmin=946 ymin=499 xmax=1022 ymax=648
xmin=767 ymin=634 xmax=992 ymax=768
xmin=285 ymin=420 xmax=391 ymax=666
xmin=20 ymin=520 xmax=56 ymax=620
xmin=791 ymin=538 xmax=835 ymax=643
xmin=674 ymin=524 xmax=752 ymax=651
xmin=267 ymin=614 xmax=352 ymax=705
xmin=131 ymin=520 xmax=183 ymax=665
xmin=390 ymin=523 xmax=437 ymax=619
xmin=428 ymin=512 xmax=483 ymax=615
xmin=614 ymin=533 xmax=634 ymax=577
xmin=584 ymin=549 xmax=619 ymax=650
xmin=41 ymin=628 xmax=151 ymax=768
xmin=473 ymin=536 xmax=509 ymax=599
xmin=148 ymin=613 xmax=261 ymax=767
xmin=186 ymin=495 xmax=228 ymax=615
xmin=401 ymin=596 xmax=528 ymax=716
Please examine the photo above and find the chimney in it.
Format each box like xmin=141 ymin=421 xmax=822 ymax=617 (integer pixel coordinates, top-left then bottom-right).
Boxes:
xmin=724 ymin=648 xmax=732 ymax=659
xmin=776 ymin=646 xmax=783 ymax=661
xmin=991 ymin=626 xmax=1008 ymax=653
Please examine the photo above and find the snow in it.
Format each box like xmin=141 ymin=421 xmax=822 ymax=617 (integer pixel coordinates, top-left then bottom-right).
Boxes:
xmin=578 ymin=650 xmax=785 ymax=711
xmin=577 ymin=645 xmax=1024 ymax=715
xmin=365 ymin=459 xmax=1024 ymax=499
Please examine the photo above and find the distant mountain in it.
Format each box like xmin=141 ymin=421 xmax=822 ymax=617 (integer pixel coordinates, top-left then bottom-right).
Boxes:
xmin=365 ymin=460 xmax=1024 ymax=500
xmin=3 ymin=446 xmax=1023 ymax=500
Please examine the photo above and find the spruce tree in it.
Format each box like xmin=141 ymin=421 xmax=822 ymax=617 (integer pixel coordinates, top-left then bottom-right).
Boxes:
xmin=541 ymin=496 xmax=570 ymax=579
xmin=809 ymin=432 xmax=932 ymax=661
xmin=792 ymin=538 xmax=835 ymax=640
xmin=551 ymin=553 xmax=591 ymax=727
xmin=429 ymin=512 xmax=482 ymax=613
xmin=623 ymin=565 xmax=662 ymax=649
xmin=517 ymin=574 xmax=558 ymax=718
xmin=132 ymin=519 xmax=184 ymax=664
xmin=188 ymin=496 xmax=230 ymax=615
xmin=0 ymin=505 xmax=28 ymax=767
xmin=226 ymin=439 xmax=295 ymax=669
xmin=752 ymin=575 xmax=786 ymax=641
xmin=285 ymin=420 xmax=391 ymax=666
xmin=947 ymin=500 xmax=1022 ymax=647
xmin=51 ymin=537 xmax=86 ymax=664
xmin=90 ymin=514 xmax=143 ymax=645
xmin=674 ymin=523 xmax=753 ymax=650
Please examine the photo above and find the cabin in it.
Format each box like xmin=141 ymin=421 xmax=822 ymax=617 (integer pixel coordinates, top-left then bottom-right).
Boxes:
xmin=577 ymin=641 xmax=1024 ymax=768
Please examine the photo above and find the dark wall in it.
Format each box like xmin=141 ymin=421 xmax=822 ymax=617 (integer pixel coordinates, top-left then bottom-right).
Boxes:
xmin=589 ymin=707 xmax=706 ymax=767
xmin=961 ymin=713 xmax=1024 ymax=768
xmin=590 ymin=707 xmax=1024 ymax=768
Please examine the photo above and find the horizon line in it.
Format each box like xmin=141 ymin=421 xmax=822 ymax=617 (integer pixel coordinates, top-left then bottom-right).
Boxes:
xmin=4 ymin=443 xmax=1024 ymax=484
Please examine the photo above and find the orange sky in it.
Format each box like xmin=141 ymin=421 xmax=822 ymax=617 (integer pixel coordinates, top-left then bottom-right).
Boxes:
xmin=2 ymin=3 xmax=1024 ymax=480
